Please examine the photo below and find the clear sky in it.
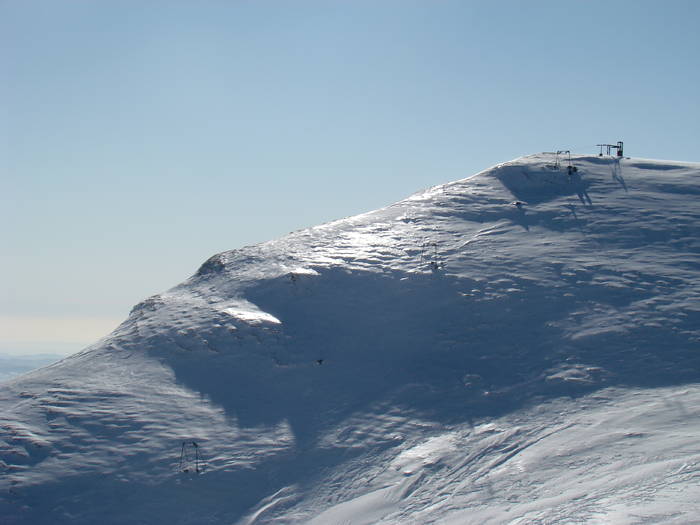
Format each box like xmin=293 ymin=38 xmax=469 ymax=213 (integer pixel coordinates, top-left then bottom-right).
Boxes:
xmin=2 ymin=0 xmax=699 ymax=356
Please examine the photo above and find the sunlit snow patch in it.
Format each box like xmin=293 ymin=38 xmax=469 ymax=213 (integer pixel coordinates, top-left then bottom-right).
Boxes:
xmin=286 ymin=267 xmax=319 ymax=276
xmin=222 ymin=308 xmax=281 ymax=325
xmin=391 ymin=433 xmax=459 ymax=475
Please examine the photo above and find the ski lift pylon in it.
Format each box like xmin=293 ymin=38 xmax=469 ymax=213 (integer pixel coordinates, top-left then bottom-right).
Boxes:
xmin=179 ymin=440 xmax=200 ymax=473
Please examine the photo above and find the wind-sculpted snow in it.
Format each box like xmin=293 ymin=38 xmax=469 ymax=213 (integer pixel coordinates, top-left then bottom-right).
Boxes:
xmin=1 ymin=154 xmax=699 ymax=524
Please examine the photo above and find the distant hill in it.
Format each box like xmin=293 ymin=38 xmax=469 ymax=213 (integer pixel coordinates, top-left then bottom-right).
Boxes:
xmin=0 ymin=354 xmax=63 ymax=382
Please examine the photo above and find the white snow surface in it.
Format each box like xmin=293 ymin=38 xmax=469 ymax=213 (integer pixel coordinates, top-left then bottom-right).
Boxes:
xmin=2 ymin=154 xmax=700 ymax=524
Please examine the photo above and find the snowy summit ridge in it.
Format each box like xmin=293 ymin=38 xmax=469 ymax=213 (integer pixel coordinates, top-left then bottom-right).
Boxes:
xmin=2 ymin=153 xmax=700 ymax=524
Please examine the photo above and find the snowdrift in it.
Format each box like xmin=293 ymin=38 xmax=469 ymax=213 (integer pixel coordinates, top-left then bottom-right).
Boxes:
xmin=1 ymin=154 xmax=699 ymax=524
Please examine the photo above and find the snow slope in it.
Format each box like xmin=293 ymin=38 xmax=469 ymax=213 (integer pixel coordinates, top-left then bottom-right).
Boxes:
xmin=1 ymin=154 xmax=699 ymax=524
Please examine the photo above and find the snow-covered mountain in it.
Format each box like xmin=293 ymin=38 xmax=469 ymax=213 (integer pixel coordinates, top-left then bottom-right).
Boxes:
xmin=2 ymin=153 xmax=699 ymax=524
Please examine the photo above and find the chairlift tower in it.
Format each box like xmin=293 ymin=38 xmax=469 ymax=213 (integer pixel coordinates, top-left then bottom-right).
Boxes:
xmin=179 ymin=441 xmax=200 ymax=473
xmin=556 ymin=150 xmax=571 ymax=169
xmin=596 ymin=141 xmax=624 ymax=157
xmin=551 ymin=150 xmax=577 ymax=174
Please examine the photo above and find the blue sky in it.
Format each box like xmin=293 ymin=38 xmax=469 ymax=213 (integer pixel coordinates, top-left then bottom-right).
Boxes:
xmin=2 ymin=0 xmax=699 ymax=355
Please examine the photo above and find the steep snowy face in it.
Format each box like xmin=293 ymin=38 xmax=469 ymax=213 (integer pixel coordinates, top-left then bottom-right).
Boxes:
xmin=116 ymin=154 xmax=700 ymax=424
xmin=1 ymin=154 xmax=699 ymax=524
